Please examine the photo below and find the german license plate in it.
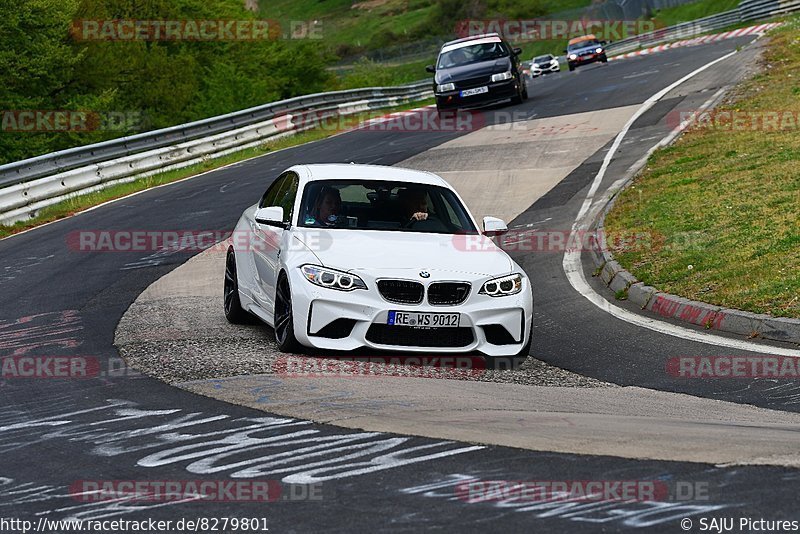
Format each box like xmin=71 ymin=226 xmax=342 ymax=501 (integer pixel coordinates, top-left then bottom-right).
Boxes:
xmin=387 ymin=311 xmax=461 ymax=328
xmin=460 ymin=86 xmax=488 ymax=97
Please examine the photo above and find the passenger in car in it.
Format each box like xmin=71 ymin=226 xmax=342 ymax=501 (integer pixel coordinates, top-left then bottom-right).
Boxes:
xmin=398 ymin=187 xmax=429 ymax=222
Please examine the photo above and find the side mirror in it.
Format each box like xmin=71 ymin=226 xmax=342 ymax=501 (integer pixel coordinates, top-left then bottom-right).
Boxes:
xmin=601 ymin=40 xmax=607 ymax=45
xmin=563 ymin=49 xmax=568 ymax=54
xmin=255 ymin=206 xmax=285 ymax=227
xmin=482 ymin=216 xmax=508 ymax=237
xmin=425 ymin=65 xmax=436 ymax=73
xmin=512 ymin=47 xmax=522 ymax=56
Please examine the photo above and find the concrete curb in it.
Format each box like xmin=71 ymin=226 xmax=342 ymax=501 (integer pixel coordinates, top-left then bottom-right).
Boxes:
xmin=588 ymin=166 xmax=800 ymax=347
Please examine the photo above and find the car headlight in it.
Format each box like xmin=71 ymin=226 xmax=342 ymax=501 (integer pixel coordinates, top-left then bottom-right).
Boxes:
xmin=436 ymin=83 xmax=455 ymax=92
xmin=479 ymin=274 xmax=523 ymax=297
xmin=569 ymin=54 xmax=577 ymax=60
xmin=532 ymin=63 xmax=539 ymax=68
xmin=301 ymin=265 xmax=367 ymax=291
xmin=491 ymin=71 xmax=513 ymax=82
xmin=596 ymin=47 xmax=603 ymax=54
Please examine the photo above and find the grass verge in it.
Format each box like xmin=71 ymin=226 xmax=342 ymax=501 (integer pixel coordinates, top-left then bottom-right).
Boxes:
xmin=650 ymin=0 xmax=740 ymax=28
xmin=0 ymin=98 xmax=434 ymax=240
xmin=604 ymin=19 xmax=800 ymax=319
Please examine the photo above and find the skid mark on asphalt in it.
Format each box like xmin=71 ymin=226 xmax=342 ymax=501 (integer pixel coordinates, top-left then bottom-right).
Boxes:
xmin=0 ymin=255 xmax=55 ymax=284
xmin=400 ymin=473 xmax=730 ymax=528
xmin=0 ymin=474 xmax=202 ymax=521
xmin=0 ymin=398 xmax=482 ymax=519
xmin=0 ymin=310 xmax=82 ymax=357
xmin=713 ymin=380 xmax=800 ymax=407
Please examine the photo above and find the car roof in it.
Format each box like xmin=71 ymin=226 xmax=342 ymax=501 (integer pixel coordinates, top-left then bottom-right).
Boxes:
xmin=291 ymin=164 xmax=450 ymax=187
xmin=568 ymin=34 xmax=598 ymax=45
xmin=441 ymin=34 xmax=502 ymax=53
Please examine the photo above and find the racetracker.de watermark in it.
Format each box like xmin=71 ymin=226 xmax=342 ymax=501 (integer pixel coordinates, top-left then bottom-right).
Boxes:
xmin=70 ymin=19 xmax=322 ymax=41
xmin=65 ymin=230 xmax=334 ymax=254
xmin=68 ymin=480 xmax=323 ymax=502
xmin=455 ymin=480 xmax=672 ymax=503
xmin=274 ymin=355 xmax=486 ymax=379
xmin=453 ymin=229 xmax=663 ymax=254
xmin=455 ymin=480 xmax=711 ymax=503
xmin=667 ymin=356 xmax=800 ymax=378
xmin=1 ymin=356 xmax=141 ymax=379
xmin=1 ymin=110 xmax=145 ymax=132
xmin=279 ymin=109 xmax=611 ymax=135
xmin=455 ymin=19 xmax=661 ymax=42
xmin=667 ymin=109 xmax=800 ymax=132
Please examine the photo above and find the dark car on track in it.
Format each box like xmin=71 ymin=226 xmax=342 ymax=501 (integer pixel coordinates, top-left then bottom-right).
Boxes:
xmin=426 ymin=33 xmax=528 ymax=113
xmin=565 ymin=34 xmax=608 ymax=71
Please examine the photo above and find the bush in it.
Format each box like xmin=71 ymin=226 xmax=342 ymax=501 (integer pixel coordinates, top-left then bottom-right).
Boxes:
xmin=0 ymin=0 xmax=335 ymax=164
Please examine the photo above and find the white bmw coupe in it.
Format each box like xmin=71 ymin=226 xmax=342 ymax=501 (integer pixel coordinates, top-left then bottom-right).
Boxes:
xmin=224 ymin=164 xmax=533 ymax=365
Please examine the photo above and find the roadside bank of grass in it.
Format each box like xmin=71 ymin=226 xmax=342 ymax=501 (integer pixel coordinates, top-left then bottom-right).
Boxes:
xmin=650 ymin=0 xmax=740 ymax=28
xmin=0 ymin=98 xmax=434 ymax=240
xmin=604 ymin=19 xmax=800 ymax=319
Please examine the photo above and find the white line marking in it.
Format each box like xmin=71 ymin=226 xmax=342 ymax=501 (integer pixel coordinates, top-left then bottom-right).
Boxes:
xmin=562 ymin=47 xmax=800 ymax=357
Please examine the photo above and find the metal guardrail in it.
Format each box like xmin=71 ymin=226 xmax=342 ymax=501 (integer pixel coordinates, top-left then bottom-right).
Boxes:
xmin=0 ymin=80 xmax=432 ymax=224
xmin=3 ymin=0 xmax=800 ymax=225
xmin=604 ymin=0 xmax=800 ymax=56
xmin=605 ymin=10 xmax=740 ymax=55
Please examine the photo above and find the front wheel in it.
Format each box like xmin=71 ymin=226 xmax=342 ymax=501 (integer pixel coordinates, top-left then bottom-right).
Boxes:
xmin=274 ymin=273 xmax=301 ymax=353
xmin=511 ymin=84 xmax=524 ymax=105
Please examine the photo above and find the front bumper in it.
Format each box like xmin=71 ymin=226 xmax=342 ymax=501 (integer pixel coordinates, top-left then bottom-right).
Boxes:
xmin=532 ymin=63 xmax=560 ymax=76
xmin=435 ymin=78 xmax=519 ymax=111
xmin=569 ymin=53 xmax=607 ymax=68
xmin=287 ymin=268 xmax=533 ymax=357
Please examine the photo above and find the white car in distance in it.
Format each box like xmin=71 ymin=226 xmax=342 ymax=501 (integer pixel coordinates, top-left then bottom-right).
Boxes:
xmin=224 ymin=164 xmax=533 ymax=368
xmin=532 ymin=54 xmax=560 ymax=77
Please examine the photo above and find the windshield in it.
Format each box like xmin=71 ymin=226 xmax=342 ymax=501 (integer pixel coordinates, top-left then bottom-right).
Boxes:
xmin=568 ymin=39 xmax=601 ymax=51
xmin=534 ymin=55 xmax=553 ymax=63
xmin=298 ymin=180 xmax=479 ymax=234
xmin=438 ymin=41 xmax=509 ymax=69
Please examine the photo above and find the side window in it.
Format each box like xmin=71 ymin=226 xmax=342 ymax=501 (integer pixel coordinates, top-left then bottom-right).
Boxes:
xmin=275 ymin=173 xmax=299 ymax=224
xmin=259 ymin=173 xmax=289 ymax=209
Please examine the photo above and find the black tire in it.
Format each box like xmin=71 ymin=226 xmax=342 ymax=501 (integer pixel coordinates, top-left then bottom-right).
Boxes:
xmin=522 ymin=84 xmax=529 ymax=100
xmin=483 ymin=320 xmax=533 ymax=371
xmin=224 ymin=247 xmax=250 ymax=324
xmin=568 ymin=63 xmax=575 ymax=72
xmin=511 ymin=84 xmax=524 ymax=105
xmin=274 ymin=272 xmax=301 ymax=353
xmin=601 ymin=55 xmax=608 ymax=64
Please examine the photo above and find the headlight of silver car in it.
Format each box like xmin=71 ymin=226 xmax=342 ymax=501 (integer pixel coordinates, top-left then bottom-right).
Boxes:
xmin=301 ymin=265 xmax=367 ymax=291
xmin=595 ymin=47 xmax=603 ymax=54
xmin=491 ymin=71 xmax=513 ymax=82
xmin=479 ymin=273 xmax=523 ymax=297
xmin=569 ymin=54 xmax=577 ymax=60
xmin=436 ymin=83 xmax=455 ymax=92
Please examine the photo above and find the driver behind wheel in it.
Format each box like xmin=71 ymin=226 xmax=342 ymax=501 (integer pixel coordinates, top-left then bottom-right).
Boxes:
xmin=398 ymin=187 xmax=429 ymax=223
xmin=305 ymin=186 xmax=341 ymax=227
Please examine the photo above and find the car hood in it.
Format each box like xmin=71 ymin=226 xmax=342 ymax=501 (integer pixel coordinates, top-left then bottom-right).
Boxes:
xmin=294 ymin=229 xmax=513 ymax=277
xmin=435 ymin=58 xmax=512 ymax=84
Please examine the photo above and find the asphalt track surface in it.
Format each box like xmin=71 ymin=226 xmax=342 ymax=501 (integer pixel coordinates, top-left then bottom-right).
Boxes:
xmin=1 ymin=36 xmax=799 ymax=532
